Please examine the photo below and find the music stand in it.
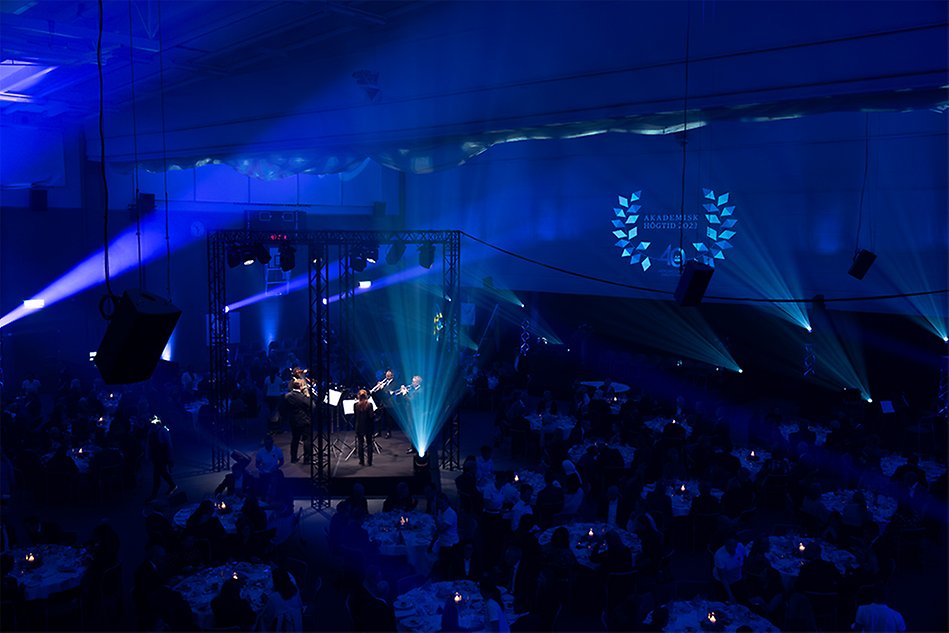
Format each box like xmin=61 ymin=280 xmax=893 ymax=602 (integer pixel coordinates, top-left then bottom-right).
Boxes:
xmin=343 ymin=400 xmax=382 ymax=461
xmin=329 ymin=393 xmax=354 ymax=457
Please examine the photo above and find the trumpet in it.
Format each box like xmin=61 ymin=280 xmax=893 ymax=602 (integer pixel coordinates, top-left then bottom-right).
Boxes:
xmin=370 ymin=378 xmax=389 ymax=393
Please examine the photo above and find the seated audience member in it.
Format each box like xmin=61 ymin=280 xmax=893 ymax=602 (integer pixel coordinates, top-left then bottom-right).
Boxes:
xmin=599 ymin=485 xmax=632 ymax=529
xmin=24 ymin=516 xmax=67 ymax=545
xmin=476 ymin=445 xmax=495 ymax=489
xmin=509 ymin=484 xmax=534 ymax=532
xmin=535 ymin=470 xmax=565 ymax=527
xmin=348 ymin=574 xmax=396 ymax=632
xmin=496 ymin=545 xmax=534 ymax=614
xmin=216 ymin=460 xmax=252 ymax=497
xmin=346 ymin=483 xmax=370 ymax=517
xmin=480 ymin=577 xmax=512 ymax=633
xmin=133 ymin=542 xmax=167 ymax=630
xmin=712 ymin=537 xmax=748 ymax=602
xmin=852 ymin=586 xmax=906 ymax=632
xmin=382 ymin=481 xmax=417 ymax=513
xmin=255 ymin=567 xmax=303 ymax=632
xmin=537 ymin=526 xmax=576 ymax=612
xmin=796 ymin=543 xmax=841 ymax=594
xmin=591 ymin=530 xmax=633 ymax=573
xmin=429 ymin=493 xmax=460 ymax=556
xmin=185 ymin=499 xmax=227 ymax=541
xmin=211 ymin=578 xmax=256 ymax=630
xmin=561 ymin=473 xmax=584 ymax=516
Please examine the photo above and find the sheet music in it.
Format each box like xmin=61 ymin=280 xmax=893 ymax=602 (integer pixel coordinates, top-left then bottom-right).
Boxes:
xmin=324 ymin=388 xmax=343 ymax=406
xmin=342 ymin=399 xmax=374 ymax=415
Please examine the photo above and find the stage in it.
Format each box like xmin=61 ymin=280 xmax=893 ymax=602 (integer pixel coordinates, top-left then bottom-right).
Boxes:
xmin=269 ymin=427 xmax=430 ymax=497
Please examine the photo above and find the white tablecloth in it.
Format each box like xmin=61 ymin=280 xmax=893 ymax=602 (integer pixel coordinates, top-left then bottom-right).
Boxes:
xmin=641 ymin=481 xmax=724 ymax=517
xmin=171 ymin=561 xmax=272 ymax=629
xmin=764 ymin=534 xmax=858 ymax=578
xmin=819 ymin=489 xmax=897 ymax=528
xmin=11 ymin=545 xmax=87 ymax=600
xmin=568 ymin=441 xmax=635 ymax=468
xmin=730 ymin=448 xmax=771 ymax=480
xmin=174 ymin=495 xmax=256 ymax=534
xmin=530 ymin=413 xmax=575 ymax=440
xmin=364 ymin=511 xmax=435 ymax=571
xmin=653 ymin=599 xmax=779 ymax=632
xmin=394 ymin=580 xmax=518 ymax=632
xmin=538 ymin=522 xmax=641 ymax=570
xmin=879 ymin=455 xmax=947 ymax=483
xmin=644 ymin=417 xmax=693 ymax=437
xmin=511 ymin=470 xmax=545 ymax=503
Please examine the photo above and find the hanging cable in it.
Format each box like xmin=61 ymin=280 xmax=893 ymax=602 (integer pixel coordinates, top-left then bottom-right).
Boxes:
xmin=97 ymin=0 xmax=116 ymax=315
xmin=854 ymin=112 xmax=871 ymax=255
xmin=678 ymin=1 xmax=693 ymax=275
xmin=157 ymin=0 xmax=172 ymax=300
xmin=128 ymin=0 xmax=144 ymax=289
xmin=459 ymin=232 xmax=947 ymax=304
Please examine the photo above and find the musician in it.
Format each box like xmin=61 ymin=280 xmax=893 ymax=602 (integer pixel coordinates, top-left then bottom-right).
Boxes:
xmin=353 ymin=389 xmax=375 ymax=466
xmin=370 ymin=369 xmax=396 ymax=439
xmin=284 ymin=379 xmax=313 ymax=464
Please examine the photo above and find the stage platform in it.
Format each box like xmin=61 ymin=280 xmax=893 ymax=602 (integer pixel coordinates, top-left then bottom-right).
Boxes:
xmin=271 ymin=428 xmax=430 ymax=497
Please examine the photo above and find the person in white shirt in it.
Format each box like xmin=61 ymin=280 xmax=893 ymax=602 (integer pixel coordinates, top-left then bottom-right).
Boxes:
xmin=263 ymin=368 xmax=284 ymax=426
xmin=712 ymin=537 xmax=749 ymax=602
xmin=476 ymin=445 xmax=495 ymax=490
xmin=852 ymin=586 xmax=906 ymax=632
xmin=255 ymin=435 xmax=284 ymax=490
xmin=480 ymin=578 xmax=511 ymax=633
xmin=509 ymin=484 xmax=534 ymax=532
xmin=21 ymin=373 xmax=40 ymax=396
xmin=429 ymin=493 xmax=459 ymax=555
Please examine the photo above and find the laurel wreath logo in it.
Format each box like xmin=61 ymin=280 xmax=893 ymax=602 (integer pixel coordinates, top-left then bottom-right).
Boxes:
xmin=611 ymin=191 xmax=652 ymax=271
xmin=693 ymin=188 xmax=738 ymax=266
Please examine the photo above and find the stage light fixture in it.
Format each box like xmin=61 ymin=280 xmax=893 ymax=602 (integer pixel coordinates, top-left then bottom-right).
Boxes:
xmin=418 ymin=243 xmax=436 ymax=269
xmin=358 ymin=280 xmax=372 ymax=289
xmin=365 ymin=244 xmax=379 ymax=264
xmin=279 ymin=245 xmax=296 ymax=272
xmin=253 ymin=243 xmax=271 ymax=265
xmin=386 ymin=240 xmax=406 ymax=265
xmin=227 ymin=245 xmax=242 ymax=268
xmin=351 ymin=253 xmax=367 ymax=272
xmin=674 ymin=260 xmax=714 ymax=306
xmin=241 ymin=246 xmax=256 ymax=266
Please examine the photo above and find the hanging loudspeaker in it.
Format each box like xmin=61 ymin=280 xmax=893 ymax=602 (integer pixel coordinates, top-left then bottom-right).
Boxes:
xmin=674 ymin=260 xmax=714 ymax=306
xmin=95 ymin=289 xmax=181 ymax=384
xmin=848 ymin=249 xmax=877 ymax=280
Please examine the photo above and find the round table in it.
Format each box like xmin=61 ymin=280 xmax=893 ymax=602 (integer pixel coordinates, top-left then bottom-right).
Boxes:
xmin=364 ymin=511 xmax=435 ymax=571
xmin=879 ymin=455 xmax=947 ymax=483
xmin=819 ymin=489 xmax=897 ymax=528
xmin=652 ymin=599 xmax=779 ymax=632
xmin=641 ymin=481 xmax=724 ymax=517
xmin=171 ymin=561 xmax=272 ymax=629
xmin=580 ymin=381 xmax=630 ymax=394
xmin=174 ymin=496 xmax=253 ymax=534
xmin=511 ymin=470 xmax=545 ymax=503
xmin=764 ymin=534 xmax=858 ymax=578
xmin=568 ymin=441 xmax=636 ymax=468
xmin=778 ymin=422 xmax=831 ymax=446
xmin=530 ymin=413 xmax=575 ymax=440
xmin=393 ymin=579 xmax=518 ymax=632
xmin=10 ymin=545 xmax=87 ymax=601
xmin=538 ymin=522 xmax=641 ymax=570
xmin=644 ymin=417 xmax=693 ymax=437
xmin=730 ymin=448 xmax=771 ymax=480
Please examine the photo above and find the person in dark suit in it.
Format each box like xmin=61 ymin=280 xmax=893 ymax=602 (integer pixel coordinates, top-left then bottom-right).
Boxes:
xmin=796 ymin=543 xmax=841 ymax=594
xmin=448 ymin=542 xmax=483 ymax=581
xmin=382 ymin=481 xmax=417 ymax=513
xmin=598 ymin=485 xmax=632 ymax=529
xmin=590 ymin=530 xmax=633 ymax=573
xmin=353 ymin=389 xmax=375 ymax=466
xmin=284 ymin=379 xmax=313 ymax=464
xmin=215 ymin=460 xmax=252 ymax=497
xmin=535 ymin=470 xmax=565 ymax=528
xmin=211 ymin=578 xmax=256 ymax=630
xmin=348 ymin=579 xmax=397 ymax=632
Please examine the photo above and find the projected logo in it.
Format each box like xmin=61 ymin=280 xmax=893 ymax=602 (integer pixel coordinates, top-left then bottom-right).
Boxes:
xmin=610 ymin=188 xmax=738 ymax=275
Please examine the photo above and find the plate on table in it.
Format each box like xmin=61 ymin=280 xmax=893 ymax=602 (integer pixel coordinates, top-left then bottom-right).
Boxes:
xmin=394 ymin=598 xmax=414 ymax=610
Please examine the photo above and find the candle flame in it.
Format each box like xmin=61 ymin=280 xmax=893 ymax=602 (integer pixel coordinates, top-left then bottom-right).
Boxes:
xmin=514 ymin=474 xmax=519 ymax=482
xmin=799 ymin=542 xmax=806 ymax=551
xmin=680 ymin=484 xmax=686 ymax=492
xmin=232 ymin=572 xmax=239 ymax=580
xmin=454 ymin=592 xmax=462 ymax=603
xmin=708 ymin=612 xmax=717 ymax=624
xmin=26 ymin=553 xmax=34 ymax=562
xmin=588 ymin=528 xmax=595 ymax=537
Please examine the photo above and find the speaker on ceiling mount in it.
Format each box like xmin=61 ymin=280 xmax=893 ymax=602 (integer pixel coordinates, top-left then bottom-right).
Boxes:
xmin=94 ymin=289 xmax=181 ymax=385
xmin=848 ymin=249 xmax=877 ymax=280
xmin=674 ymin=260 xmax=714 ymax=306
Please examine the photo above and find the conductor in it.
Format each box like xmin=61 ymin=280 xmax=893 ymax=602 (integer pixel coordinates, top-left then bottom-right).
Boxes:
xmin=285 ymin=378 xmax=313 ymax=464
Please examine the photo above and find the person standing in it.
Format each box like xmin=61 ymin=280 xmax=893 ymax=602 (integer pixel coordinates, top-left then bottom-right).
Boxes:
xmin=370 ymin=369 xmax=395 ymax=438
xmin=284 ymin=379 xmax=313 ymax=464
xmin=256 ymin=435 xmax=284 ymax=491
xmin=263 ymin=368 xmax=284 ymax=431
xmin=146 ymin=416 xmax=177 ymax=501
xmin=353 ymin=389 xmax=375 ymax=466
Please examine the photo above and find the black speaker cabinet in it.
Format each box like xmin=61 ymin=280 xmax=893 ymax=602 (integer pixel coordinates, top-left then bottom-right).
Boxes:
xmin=674 ymin=261 xmax=715 ymax=306
xmin=95 ymin=289 xmax=181 ymax=384
xmin=848 ymin=249 xmax=877 ymax=280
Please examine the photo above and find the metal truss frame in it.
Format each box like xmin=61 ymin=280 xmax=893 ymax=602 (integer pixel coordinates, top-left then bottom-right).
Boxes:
xmin=207 ymin=229 xmax=462 ymax=503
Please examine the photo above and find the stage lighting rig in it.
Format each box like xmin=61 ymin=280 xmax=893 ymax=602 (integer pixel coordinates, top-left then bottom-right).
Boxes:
xmin=253 ymin=243 xmax=271 ymax=265
xmin=351 ymin=251 xmax=368 ymax=272
xmin=418 ymin=242 xmax=436 ymax=269
xmin=365 ymin=243 xmax=379 ymax=264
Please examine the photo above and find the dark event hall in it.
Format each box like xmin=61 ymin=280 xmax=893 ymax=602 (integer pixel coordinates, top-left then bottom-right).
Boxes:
xmin=0 ymin=1 xmax=946 ymax=632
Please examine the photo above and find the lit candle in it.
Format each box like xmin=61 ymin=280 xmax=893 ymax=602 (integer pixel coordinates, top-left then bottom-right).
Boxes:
xmin=588 ymin=528 xmax=595 ymax=538
xmin=454 ymin=592 xmax=462 ymax=604
xmin=232 ymin=571 xmax=239 ymax=580
xmin=514 ymin=473 xmax=519 ymax=482
xmin=671 ymin=419 xmax=677 ymax=424
xmin=221 ymin=502 xmax=227 ymax=510
xmin=708 ymin=612 xmax=717 ymax=624
xmin=680 ymin=484 xmax=687 ymax=493
xmin=78 ymin=447 xmax=83 ymax=455
xmin=798 ymin=542 xmax=806 ymax=553
xmin=25 ymin=553 xmax=35 ymax=563
xmin=750 ymin=450 xmax=756 ymax=458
